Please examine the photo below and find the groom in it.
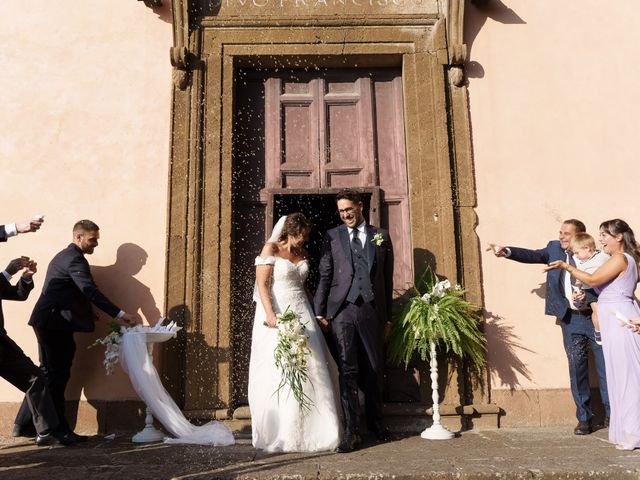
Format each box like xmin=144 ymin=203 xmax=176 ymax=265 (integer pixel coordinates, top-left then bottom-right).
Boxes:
xmin=314 ymin=189 xmax=394 ymax=452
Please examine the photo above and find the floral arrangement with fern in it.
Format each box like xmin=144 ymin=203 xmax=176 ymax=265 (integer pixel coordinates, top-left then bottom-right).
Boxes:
xmin=387 ymin=267 xmax=486 ymax=373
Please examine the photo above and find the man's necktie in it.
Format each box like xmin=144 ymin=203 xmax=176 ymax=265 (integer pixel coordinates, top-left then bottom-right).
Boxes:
xmin=352 ymin=229 xmax=362 ymax=249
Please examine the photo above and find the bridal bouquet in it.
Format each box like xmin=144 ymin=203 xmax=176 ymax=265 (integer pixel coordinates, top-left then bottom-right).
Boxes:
xmin=272 ymin=306 xmax=313 ymax=413
xmin=90 ymin=318 xmax=182 ymax=375
xmin=387 ymin=267 xmax=486 ymax=373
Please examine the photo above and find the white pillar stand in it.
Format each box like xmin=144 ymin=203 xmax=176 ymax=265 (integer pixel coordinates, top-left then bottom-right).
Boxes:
xmin=132 ymin=341 xmax=164 ymax=443
xmin=420 ymin=340 xmax=454 ymax=440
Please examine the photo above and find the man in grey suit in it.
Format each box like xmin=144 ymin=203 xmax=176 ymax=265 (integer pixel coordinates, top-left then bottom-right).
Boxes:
xmin=13 ymin=220 xmax=136 ymax=441
xmin=314 ymin=189 xmax=394 ymax=452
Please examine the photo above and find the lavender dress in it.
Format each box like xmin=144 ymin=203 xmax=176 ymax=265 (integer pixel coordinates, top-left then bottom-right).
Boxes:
xmin=597 ymin=253 xmax=640 ymax=449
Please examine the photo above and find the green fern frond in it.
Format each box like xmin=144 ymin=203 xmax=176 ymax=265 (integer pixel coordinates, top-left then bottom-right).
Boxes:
xmin=387 ymin=266 xmax=486 ymax=373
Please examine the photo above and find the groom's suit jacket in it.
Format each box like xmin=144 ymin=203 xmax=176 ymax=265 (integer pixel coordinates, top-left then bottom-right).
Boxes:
xmin=28 ymin=244 xmax=121 ymax=332
xmin=314 ymin=223 xmax=393 ymax=324
xmin=507 ymin=240 xmax=594 ymax=319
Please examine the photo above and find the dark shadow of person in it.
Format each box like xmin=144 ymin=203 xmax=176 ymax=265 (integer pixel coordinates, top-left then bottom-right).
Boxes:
xmin=384 ymin=248 xmax=440 ymax=405
xmin=483 ymin=310 xmax=533 ymax=392
xmin=530 ymin=282 xmax=546 ymax=301
xmin=65 ymin=243 xmax=162 ymax=433
xmin=140 ymin=0 xmax=172 ymax=23
xmin=464 ymin=0 xmax=526 ymax=79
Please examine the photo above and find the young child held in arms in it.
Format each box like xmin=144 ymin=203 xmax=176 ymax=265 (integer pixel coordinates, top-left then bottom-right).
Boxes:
xmin=570 ymin=232 xmax=610 ymax=345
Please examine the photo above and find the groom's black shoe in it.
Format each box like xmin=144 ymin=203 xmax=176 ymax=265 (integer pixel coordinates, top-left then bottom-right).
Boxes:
xmin=369 ymin=420 xmax=391 ymax=442
xmin=371 ymin=426 xmax=391 ymax=443
xmin=67 ymin=431 xmax=89 ymax=443
xmin=12 ymin=423 xmax=36 ymax=438
xmin=335 ymin=433 xmax=361 ymax=453
xmin=35 ymin=430 xmax=75 ymax=447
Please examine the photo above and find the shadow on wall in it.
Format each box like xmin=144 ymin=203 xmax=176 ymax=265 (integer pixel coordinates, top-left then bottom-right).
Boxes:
xmin=483 ymin=310 xmax=533 ymax=392
xmin=464 ymin=0 xmax=526 ymax=79
xmin=65 ymin=243 xmax=162 ymax=432
xmin=142 ymin=0 xmax=173 ymax=23
xmin=384 ymin=248 xmax=461 ymax=405
xmin=162 ymin=303 xmax=233 ymax=413
xmin=530 ymin=282 xmax=546 ymax=301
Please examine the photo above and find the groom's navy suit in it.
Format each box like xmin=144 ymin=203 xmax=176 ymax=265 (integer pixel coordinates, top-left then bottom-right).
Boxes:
xmin=314 ymin=223 xmax=393 ymax=436
xmin=507 ymin=240 xmax=609 ymax=423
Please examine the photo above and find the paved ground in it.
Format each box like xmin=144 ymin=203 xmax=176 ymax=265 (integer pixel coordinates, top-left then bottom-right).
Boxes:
xmin=1 ymin=427 xmax=639 ymax=480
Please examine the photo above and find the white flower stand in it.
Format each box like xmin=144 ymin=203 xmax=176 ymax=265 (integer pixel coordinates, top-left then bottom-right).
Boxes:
xmin=131 ymin=332 xmax=175 ymax=443
xmin=420 ymin=341 xmax=454 ymax=440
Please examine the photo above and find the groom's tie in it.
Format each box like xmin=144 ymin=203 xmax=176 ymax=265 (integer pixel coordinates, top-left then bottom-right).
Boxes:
xmin=351 ymin=229 xmax=362 ymax=248
xmin=346 ymin=229 xmax=374 ymax=304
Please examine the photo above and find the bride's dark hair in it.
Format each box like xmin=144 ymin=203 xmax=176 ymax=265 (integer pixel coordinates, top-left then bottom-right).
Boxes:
xmin=278 ymin=213 xmax=313 ymax=242
xmin=600 ymin=218 xmax=640 ymax=267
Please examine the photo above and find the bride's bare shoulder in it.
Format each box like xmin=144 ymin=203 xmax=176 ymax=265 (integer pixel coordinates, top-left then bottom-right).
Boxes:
xmin=259 ymin=242 xmax=279 ymax=257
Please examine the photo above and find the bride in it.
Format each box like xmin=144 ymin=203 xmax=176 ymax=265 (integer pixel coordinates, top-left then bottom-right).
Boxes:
xmin=248 ymin=213 xmax=341 ymax=452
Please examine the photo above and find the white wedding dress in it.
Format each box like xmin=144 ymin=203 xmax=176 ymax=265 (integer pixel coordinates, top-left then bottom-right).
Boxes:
xmin=248 ymin=256 xmax=342 ymax=452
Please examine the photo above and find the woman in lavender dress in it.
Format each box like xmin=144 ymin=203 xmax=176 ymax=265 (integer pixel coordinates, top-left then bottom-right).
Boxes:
xmin=547 ymin=219 xmax=640 ymax=450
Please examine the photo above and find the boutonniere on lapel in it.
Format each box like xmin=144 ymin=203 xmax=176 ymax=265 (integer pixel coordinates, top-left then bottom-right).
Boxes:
xmin=371 ymin=233 xmax=384 ymax=246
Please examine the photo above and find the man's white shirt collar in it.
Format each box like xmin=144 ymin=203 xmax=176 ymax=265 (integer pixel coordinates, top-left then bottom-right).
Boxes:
xmin=348 ymin=222 xmax=366 ymax=236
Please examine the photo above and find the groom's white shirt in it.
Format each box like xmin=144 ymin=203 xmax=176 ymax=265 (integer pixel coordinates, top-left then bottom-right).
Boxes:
xmin=347 ymin=222 xmax=370 ymax=261
xmin=347 ymin=222 xmax=368 ymax=260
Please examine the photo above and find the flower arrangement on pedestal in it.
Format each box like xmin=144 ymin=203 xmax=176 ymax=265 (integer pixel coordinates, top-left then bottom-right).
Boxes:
xmin=90 ymin=318 xmax=182 ymax=375
xmin=387 ymin=267 xmax=486 ymax=439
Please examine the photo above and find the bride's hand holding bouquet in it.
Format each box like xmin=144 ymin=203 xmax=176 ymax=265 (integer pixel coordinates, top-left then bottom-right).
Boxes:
xmin=264 ymin=311 xmax=278 ymax=328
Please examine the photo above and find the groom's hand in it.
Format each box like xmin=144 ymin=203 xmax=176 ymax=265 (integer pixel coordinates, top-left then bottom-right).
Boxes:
xmin=316 ymin=317 xmax=330 ymax=331
xmin=384 ymin=322 xmax=392 ymax=339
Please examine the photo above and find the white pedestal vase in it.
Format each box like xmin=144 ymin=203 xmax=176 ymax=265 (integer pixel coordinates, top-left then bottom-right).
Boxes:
xmin=420 ymin=340 xmax=454 ymax=440
xmin=131 ymin=332 xmax=175 ymax=443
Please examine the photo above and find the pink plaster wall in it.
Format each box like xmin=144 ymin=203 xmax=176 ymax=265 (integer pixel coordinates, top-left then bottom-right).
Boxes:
xmin=0 ymin=1 xmax=172 ymax=402
xmin=2 ymin=0 xmax=638 ymax=423
xmin=467 ymin=0 xmax=640 ymax=394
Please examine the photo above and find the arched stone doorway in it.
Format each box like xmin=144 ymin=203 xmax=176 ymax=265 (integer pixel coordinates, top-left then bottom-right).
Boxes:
xmin=163 ymin=3 xmax=491 ymax=428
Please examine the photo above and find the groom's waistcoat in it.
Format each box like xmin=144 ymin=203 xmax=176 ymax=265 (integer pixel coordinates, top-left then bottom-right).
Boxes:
xmin=346 ymin=232 xmax=374 ymax=303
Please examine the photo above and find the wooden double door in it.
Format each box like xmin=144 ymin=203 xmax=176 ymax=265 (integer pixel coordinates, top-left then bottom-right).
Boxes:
xmin=231 ymin=67 xmax=414 ymax=405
